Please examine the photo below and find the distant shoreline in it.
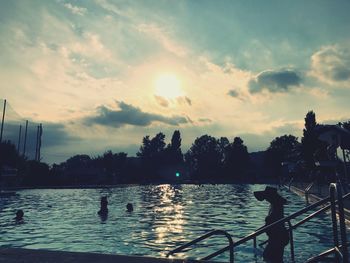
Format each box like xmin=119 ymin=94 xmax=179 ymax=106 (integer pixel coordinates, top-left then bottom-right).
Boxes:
xmin=1 ymin=179 xmax=279 ymax=191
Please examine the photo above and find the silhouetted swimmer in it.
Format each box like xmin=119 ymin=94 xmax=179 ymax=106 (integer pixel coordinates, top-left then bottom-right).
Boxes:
xmin=126 ymin=203 xmax=133 ymax=212
xmin=254 ymin=186 xmax=289 ymax=263
xmin=98 ymin=196 xmax=108 ymax=217
xmin=14 ymin=209 xmax=24 ymax=223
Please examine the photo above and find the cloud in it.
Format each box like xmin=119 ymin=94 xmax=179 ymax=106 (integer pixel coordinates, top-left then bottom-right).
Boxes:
xmin=95 ymin=0 xmax=133 ymax=19
xmin=198 ymin=118 xmax=212 ymax=123
xmin=154 ymin=95 xmax=169 ymax=107
xmin=1 ymin=121 xmax=79 ymax=159
xmin=227 ymin=89 xmax=239 ymax=97
xmin=176 ymin=96 xmax=192 ymax=106
xmin=63 ymin=3 xmax=87 ymax=16
xmin=154 ymin=95 xmax=192 ymax=107
xmin=84 ymin=101 xmax=188 ymax=128
xmin=310 ymin=45 xmax=350 ymax=84
xmin=239 ymin=121 xmax=303 ymax=152
xmin=42 ymin=123 xmax=80 ymax=148
xmin=137 ymin=23 xmax=187 ymax=57
xmin=248 ymin=69 xmax=302 ymax=93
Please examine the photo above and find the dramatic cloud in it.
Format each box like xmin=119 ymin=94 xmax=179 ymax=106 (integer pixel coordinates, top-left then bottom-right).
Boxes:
xmin=41 ymin=123 xmax=80 ymax=148
xmin=249 ymin=69 xmax=302 ymax=93
xmin=84 ymin=101 xmax=188 ymax=128
xmin=1 ymin=121 xmax=78 ymax=160
xmin=310 ymin=45 xmax=350 ymax=84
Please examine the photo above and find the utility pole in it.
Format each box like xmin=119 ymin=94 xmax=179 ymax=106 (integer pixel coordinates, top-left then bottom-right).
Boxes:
xmin=0 ymin=99 xmax=6 ymax=143
xmin=35 ymin=125 xmax=39 ymax=161
xmin=22 ymin=120 xmax=28 ymax=156
xmin=35 ymin=124 xmax=43 ymax=161
xmin=17 ymin=124 xmax=22 ymax=152
xmin=342 ymin=148 xmax=349 ymax=182
xmin=37 ymin=124 xmax=42 ymax=161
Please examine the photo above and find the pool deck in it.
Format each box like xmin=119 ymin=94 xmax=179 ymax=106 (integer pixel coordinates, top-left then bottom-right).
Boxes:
xmin=288 ymin=182 xmax=350 ymax=221
xmin=0 ymin=248 xmax=209 ymax=263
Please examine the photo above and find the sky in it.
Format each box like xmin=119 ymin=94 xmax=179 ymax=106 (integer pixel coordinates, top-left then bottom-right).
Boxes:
xmin=1 ymin=0 xmax=350 ymax=164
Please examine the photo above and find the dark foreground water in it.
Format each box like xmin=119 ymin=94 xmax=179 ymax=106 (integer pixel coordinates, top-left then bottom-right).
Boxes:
xmin=0 ymin=184 xmax=346 ymax=262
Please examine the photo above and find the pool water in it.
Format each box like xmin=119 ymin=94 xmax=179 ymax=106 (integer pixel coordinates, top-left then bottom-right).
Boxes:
xmin=0 ymin=184 xmax=345 ymax=262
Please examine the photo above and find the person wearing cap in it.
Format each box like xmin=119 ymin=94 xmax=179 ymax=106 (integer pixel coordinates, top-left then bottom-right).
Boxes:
xmin=254 ymin=186 xmax=289 ymax=262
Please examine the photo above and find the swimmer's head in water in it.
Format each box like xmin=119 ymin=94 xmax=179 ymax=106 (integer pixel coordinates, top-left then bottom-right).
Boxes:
xmin=15 ymin=209 xmax=24 ymax=220
xmin=126 ymin=203 xmax=133 ymax=212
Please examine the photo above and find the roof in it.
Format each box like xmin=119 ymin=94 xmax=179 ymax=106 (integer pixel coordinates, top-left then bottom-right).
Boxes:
xmin=315 ymin=124 xmax=350 ymax=150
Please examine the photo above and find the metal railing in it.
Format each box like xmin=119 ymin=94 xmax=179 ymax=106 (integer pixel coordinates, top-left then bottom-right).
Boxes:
xmin=167 ymin=183 xmax=350 ymax=262
xmin=305 ymin=181 xmax=315 ymax=194
xmin=166 ymin=230 xmax=234 ymax=262
xmin=304 ymin=183 xmax=349 ymax=262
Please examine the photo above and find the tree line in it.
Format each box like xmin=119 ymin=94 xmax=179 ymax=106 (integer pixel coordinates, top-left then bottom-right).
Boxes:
xmin=0 ymin=111 xmax=349 ymax=187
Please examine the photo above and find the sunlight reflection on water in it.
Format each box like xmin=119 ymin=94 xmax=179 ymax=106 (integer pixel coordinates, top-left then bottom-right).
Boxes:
xmin=0 ymin=184 xmax=345 ymax=262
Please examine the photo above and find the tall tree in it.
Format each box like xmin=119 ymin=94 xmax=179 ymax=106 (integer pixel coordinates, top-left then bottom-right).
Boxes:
xmin=137 ymin=132 xmax=166 ymax=179
xmin=65 ymin=154 xmax=91 ymax=171
xmin=301 ymin=111 xmax=319 ymax=169
xmin=165 ymin=130 xmax=183 ymax=165
xmin=265 ymin=135 xmax=301 ymax=177
xmin=185 ymin=135 xmax=222 ymax=180
xmin=0 ymin=140 xmax=21 ymax=168
xmin=223 ymin=137 xmax=250 ymax=180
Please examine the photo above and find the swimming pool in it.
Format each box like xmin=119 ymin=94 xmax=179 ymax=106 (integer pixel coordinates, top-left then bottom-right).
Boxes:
xmin=0 ymin=184 xmax=344 ymax=262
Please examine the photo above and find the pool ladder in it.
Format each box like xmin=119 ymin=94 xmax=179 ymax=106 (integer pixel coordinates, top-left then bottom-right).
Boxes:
xmin=166 ymin=183 xmax=349 ymax=262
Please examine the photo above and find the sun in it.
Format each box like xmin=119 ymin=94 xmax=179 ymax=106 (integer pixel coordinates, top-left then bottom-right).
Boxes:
xmin=154 ymin=73 xmax=183 ymax=99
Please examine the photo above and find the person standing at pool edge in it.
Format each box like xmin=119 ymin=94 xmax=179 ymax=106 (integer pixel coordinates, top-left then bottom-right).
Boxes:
xmin=254 ymin=186 xmax=289 ymax=263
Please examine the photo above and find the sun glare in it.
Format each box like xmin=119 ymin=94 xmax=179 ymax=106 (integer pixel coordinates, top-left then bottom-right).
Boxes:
xmin=154 ymin=73 xmax=183 ymax=99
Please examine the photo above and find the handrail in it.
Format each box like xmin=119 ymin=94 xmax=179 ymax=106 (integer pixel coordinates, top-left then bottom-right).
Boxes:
xmin=333 ymin=183 xmax=349 ymax=262
xmin=166 ymin=229 xmax=234 ymax=263
xmin=307 ymin=242 xmax=350 ymax=263
xmin=305 ymin=181 xmax=315 ymax=194
xmin=167 ymin=184 xmax=350 ymax=262
xmin=203 ymin=190 xmax=350 ymax=261
xmin=306 ymin=183 xmax=349 ymax=263
xmin=205 ymin=194 xmax=332 ymax=260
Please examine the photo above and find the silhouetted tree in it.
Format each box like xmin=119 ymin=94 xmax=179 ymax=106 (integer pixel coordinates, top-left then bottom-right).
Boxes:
xmin=65 ymin=154 xmax=91 ymax=171
xmin=0 ymin=140 xmax=22 ymax=169
xmin=218 ymin=137 xmax=230 ymax=161
xmin=301 ymin=111 xmax=319 ymax=169
xmin=185 ymin=135 xmax=222 ymax=180
xmin=341 ymin=121 xmax=350 ymax=131
xmin=102 ymin=151 xmax=114 ymax=174
xmin=137 ymin=132 xmax=166 ymax=179
xmin=265 ymin=135 xmax=301 ymax=177
xmin=301 ymin=111 xmax=330 ymax=171
xmin=89 ymin=151 xmax=128 ymax=183
xmin=223 ymin=137 xmax=250 ymax=180
xmin=164 ymin=130 xmax=183 ymax=165
xmin=22 ymin=160 xmax=50 ymax=186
